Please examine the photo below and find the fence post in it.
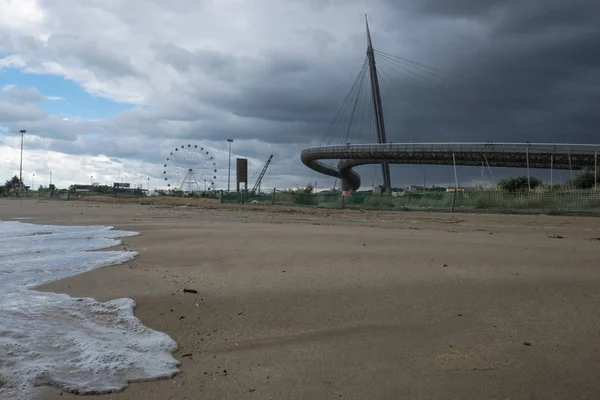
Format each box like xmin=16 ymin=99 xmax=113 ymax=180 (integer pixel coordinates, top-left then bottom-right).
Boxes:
xmin=272 ymin=188 xmax=276 ymax=205
xmin=526 ymin=145 xmax=531 ymax=191
xmin=451 ymin=189 xmax=457 ymax=213
xmin=595 ymin=150 xmax=598 ymax=192
xmin=220 ymin=190 xmax=224 ymax=204
xmin=550 ymin=154 xmax=554 ymax=190
xmin=340 ymin=193 xmax=345 ymax=209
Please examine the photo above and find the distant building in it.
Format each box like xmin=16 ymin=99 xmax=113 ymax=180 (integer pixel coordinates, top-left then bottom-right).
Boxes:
xmin=71 ymin=184 xmax=93 ymax=192
xmin=428 ymin=186 xmax=447 ymax=192
xmin=446 ymin=187 xmax=475 ymax=193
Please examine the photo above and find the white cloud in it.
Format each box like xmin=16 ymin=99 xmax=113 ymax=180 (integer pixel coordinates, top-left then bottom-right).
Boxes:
xmin=0 ymin=0 xmax=45 ymax=30
xmin=0 ymin=143 xmax=154 ymax=189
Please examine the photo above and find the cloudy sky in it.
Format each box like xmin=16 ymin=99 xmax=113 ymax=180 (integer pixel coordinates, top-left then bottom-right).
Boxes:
xmin=1 ymin=0 xmax=598 ymax=190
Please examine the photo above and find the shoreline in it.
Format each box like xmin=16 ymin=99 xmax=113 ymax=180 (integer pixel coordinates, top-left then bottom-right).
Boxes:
xmin=2 ymin=198 xmax=600 ymax=399
xmin=0 ymin=215 xmax=178 ymax=399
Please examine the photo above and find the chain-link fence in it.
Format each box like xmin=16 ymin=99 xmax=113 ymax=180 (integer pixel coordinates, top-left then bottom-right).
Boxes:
xmin=6 ymin=189 xmax=71 ymax=200
xmin=4 ymin=188 xmax=598 ymax=216
xmin=3 ymin=189 xmax=149 ymax=200
xmin=221 ymin=189 xmax=600 ymax=217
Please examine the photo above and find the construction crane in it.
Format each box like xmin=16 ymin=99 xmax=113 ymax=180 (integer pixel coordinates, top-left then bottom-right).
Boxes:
xmin=250 ymin=155 xmax=273 ymax=195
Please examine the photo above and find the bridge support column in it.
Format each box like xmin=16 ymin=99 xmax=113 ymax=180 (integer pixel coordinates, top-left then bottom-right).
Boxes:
xmin=452 ymin=153 xmax=459 ymax=190
xmin=366 ymin=16 xmax=391 ymax=193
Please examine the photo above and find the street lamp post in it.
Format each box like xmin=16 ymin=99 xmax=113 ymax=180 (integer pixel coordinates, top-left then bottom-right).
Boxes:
xmin=19 ymin=129 xmax=26 ymax=190
xmin=32 ymin=173 xmax=35 ymax=189
xmin=227 ymin=138 xmax=234 ymax=193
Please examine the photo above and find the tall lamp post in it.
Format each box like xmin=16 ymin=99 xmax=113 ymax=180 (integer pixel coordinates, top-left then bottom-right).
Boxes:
xmin=227 ymin=138 xmax=234 ymax=193
xmin=19 ymin=129 xmax=26 ymax=190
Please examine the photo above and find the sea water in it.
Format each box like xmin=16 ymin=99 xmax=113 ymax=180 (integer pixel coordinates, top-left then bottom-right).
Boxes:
xmin=0 ymin=221 xmax=180 ymax=399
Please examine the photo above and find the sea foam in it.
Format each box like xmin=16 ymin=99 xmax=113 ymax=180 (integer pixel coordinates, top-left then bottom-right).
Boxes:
xmin=0 ymin=221 xmax=180 ymax=399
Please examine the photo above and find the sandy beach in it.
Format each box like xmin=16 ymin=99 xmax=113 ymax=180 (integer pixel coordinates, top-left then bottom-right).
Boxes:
xmin=2 ymin=197 xmax=600 ymax=400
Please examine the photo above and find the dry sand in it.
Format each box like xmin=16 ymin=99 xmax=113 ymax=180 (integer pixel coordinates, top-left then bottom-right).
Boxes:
xmin=2 ymin=198 xmax=600 ymax=400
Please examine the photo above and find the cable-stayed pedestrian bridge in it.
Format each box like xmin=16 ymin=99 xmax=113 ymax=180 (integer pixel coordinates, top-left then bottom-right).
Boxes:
xmin=300 ymin=17 xmax=600 ymax=192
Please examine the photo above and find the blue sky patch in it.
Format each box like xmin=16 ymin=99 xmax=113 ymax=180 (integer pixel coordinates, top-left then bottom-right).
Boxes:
xmin=0 ymin=67 xmax=132 ymax=119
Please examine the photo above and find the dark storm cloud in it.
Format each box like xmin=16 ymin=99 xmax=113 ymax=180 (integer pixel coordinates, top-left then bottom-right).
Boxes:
xmin=146 ymin=47 xmax=362 ymax=142
xmin=145 ymin=42 xmax=353 ymax=132
xmin=493 ymin=0 xmax=598 ymax=35
xmin=353 ymin=0 xmax=600 ymax=148
xmin=259 ymin=50 xmax=311 ymax=76
xmin=213 ymin=83 xmax=337 ymax=124
xmin=403 ymin=0 xmax=512 ymax=18
xmin=151 ymin=43 xmax=239 ymax=80
xmin=292 ymin=28 xmax=337 ymax=50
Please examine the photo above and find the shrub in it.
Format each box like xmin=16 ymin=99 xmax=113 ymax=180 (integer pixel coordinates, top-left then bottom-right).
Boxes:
xmin=498 ymin=176 xmax=543 ymax=192
xmin=566 ymin=168 xmax=599 ymax=189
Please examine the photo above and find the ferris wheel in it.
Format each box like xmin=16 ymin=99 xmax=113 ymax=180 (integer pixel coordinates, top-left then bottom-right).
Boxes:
xmin=162 ymin=144 xmax=217 ymax=192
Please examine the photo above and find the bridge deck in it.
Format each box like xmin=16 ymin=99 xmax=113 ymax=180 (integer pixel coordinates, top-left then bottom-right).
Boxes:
xmin=301 ymin=142 xmax=600 ymax=191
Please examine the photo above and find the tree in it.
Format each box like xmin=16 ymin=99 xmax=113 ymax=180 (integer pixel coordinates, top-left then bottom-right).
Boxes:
xmin=282 ymin=183 xmax=315 ymax=194
xmin=302 ymin=183 xmax=314 ymax=193
xmin=566 ymin=168 xmax=599 ymax=189
xmin=498 ymin=176 xmax=543 ymax=192
xmin=4 ymin=175 xmax=21 ymax=189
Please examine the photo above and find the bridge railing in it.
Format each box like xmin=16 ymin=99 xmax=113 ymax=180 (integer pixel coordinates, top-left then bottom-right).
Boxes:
xmin=303 ymin=142 xmax=600 ymax=157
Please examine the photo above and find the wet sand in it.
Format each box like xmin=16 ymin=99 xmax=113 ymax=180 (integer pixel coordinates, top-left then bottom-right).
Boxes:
xmin=2 ymin=198 xmax=600 ymax=400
